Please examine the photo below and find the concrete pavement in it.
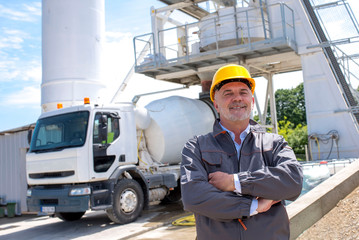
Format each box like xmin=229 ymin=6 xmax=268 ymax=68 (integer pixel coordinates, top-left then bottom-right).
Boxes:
xmin=2 ymin=159 xmax=358 ymax=240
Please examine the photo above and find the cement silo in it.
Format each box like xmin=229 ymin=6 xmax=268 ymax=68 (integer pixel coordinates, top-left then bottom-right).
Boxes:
xmin=41 ymin=0 xmax=106 ymax=112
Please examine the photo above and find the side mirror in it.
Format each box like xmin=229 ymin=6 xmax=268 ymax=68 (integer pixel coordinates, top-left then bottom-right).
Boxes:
xmin=27 ymin=129 xmax=33 ymax=145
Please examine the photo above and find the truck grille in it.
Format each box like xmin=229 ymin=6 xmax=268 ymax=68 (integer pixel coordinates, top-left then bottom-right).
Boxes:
xmin=29 ymin=171 xmax=75 ymax=179
xmin=41 ymin=199 xmax=58 ymax=205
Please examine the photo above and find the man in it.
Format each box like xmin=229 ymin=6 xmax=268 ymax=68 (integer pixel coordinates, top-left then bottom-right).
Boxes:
xmin=181 ymin=64 xmax=303 ymax=240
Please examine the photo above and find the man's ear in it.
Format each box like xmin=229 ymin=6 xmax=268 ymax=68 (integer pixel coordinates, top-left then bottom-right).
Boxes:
xmin=213 ymin=99 xmax=219 ymax=111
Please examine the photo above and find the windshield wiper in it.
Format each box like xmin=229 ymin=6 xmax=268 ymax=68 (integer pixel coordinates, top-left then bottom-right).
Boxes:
xmin=32 ymin=148 xmax=56 ymax=153
xmin=32 ymin=145 xmax=70 ymax=153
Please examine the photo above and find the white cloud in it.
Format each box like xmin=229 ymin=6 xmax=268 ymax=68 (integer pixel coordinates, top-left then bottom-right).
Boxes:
xmin=2 ymin=86 xmax=40 ymax=107
xmin=0 ymin=2 xmax=41 ymax=22
xmin=0 ymin=59 xmax=41 ymax=108
xmin=0 ymin=58 xmax=41 ymax=86
xmin=102 ymin=31 xmax=135 ymax=101
xmin=0 ymin=26 xmax=40 ymax=85
xmin=23 ymin=64 xmax=41 ymax=82
xmin=3 ymin=28 xmax=28 ymax=36
xmin=0 ymin=60 xmax=20 ymax=82
xmin=0 ymin=35 xmax=24 ymax=49
xmin=0 ymin=59 xmax=16 ymax=68
xmin=106 ymin=31 xmax=133 ymax=41
xmin=0 ymin=28 xmax=30 ymax=52
xmin=0 ymin=70 xmax=20 ymax=81
xmin=23 ymin=3 xmax=41 ymax=16
xmin=102 ymin=30 xmax=202 ymax=105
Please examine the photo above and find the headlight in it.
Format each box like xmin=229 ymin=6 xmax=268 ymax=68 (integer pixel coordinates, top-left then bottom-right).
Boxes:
xmin=27 ymin=189 xmax=32 ymax=197
xmin=69 ymin=187 xmax=91 ymax=196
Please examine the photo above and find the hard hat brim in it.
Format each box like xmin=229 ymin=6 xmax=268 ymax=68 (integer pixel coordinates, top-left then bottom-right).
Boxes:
xmin=210 ymin=76 xmax=255 ymax=101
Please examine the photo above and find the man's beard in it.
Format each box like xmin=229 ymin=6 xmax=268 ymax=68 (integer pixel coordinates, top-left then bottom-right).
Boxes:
xmin=218 ymin=102 xmax=252 ymax=122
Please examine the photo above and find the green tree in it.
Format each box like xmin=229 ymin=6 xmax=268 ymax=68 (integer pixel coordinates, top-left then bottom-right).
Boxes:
xmin=262 ymin=83 xmax=308 ymax=159
xmin=277 ymin=117 xmax=308 ymax=160
xmin=272 ymin=83 xmax=306 ymax=127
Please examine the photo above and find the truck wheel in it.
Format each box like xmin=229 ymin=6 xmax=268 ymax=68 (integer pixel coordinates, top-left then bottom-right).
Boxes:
xmin=56 ymin=212 xmax=85 ymax=221
xmin=106 ymin=179 xmax=144 ymax=224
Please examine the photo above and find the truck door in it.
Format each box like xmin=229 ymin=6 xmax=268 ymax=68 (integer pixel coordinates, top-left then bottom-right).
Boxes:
xmin=92 ymin=112 xmax=120 ymax=173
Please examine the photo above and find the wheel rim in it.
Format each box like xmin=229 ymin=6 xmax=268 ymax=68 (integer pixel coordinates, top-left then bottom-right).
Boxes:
xmin=120 ymin=188 xmax=138 ymax=213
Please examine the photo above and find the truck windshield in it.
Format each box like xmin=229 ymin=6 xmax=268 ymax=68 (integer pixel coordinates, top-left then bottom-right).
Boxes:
xmin=29 ymin=111 xmax=89 ymax=152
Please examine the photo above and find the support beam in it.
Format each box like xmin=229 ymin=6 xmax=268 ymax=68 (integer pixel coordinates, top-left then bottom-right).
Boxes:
xmin=262 ymin=77 xmax=270 ymax=125
xmin=254 ymin=91 xmax=262 ymax=124
xmin=265 ymin=73 xmax=278 ymax=133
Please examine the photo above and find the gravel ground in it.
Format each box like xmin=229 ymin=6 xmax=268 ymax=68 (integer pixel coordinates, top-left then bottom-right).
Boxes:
xmin=296 ymin=185 xmax=359 ymax=240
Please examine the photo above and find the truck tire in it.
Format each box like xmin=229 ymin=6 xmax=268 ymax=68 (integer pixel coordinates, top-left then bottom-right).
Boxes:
xmin=56 ymin=212 xmax=85 ymax=221
xmin=106 ymin=179 xmax=144 ymax=224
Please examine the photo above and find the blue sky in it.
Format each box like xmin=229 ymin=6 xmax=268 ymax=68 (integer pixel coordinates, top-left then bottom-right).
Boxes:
xmin=0 ymin=0 xmax=167 ymax=131
xmin=0 ymin=0 xmax=358 ymax=131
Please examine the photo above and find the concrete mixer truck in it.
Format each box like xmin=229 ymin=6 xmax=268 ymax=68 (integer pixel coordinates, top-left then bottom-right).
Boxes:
xmin=26 ymin=96 xmax=216 ymax=223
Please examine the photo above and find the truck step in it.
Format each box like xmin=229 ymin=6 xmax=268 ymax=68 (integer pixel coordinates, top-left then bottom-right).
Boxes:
xmin=92 ymin=189 xmax=110 ymax=196
xmin=91 ymin=205 xmax=112 ymax=210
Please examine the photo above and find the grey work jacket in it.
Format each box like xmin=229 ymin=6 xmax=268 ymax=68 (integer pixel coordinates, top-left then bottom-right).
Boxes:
xmin=181 ymin=119 xmax=303 ymax=240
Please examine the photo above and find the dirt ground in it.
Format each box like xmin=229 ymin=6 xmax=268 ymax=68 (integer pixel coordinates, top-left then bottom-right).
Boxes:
xmin=296 ymin=185 xmax=359 ymax=240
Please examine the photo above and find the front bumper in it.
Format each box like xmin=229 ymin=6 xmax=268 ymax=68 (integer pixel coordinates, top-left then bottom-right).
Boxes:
xmin=27 ymin=185 xmax=90 ymax=213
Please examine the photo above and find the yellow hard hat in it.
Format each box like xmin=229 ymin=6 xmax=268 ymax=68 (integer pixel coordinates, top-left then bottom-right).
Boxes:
xmin=210 ymin=64 xmax=255 ymax=101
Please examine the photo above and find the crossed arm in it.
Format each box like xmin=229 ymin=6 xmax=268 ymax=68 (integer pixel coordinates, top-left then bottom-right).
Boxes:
xmin=181 ymin=137 xmax=303 ymax=220
xmin=208 ymin=171 xmax=279 ymax=213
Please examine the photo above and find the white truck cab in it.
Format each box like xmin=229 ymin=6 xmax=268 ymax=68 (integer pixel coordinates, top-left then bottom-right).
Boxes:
xmin=26 ymin=96 xmax=215 ymax=223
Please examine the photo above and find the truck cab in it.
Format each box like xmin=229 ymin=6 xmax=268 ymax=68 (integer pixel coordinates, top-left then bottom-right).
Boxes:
xmin=26 ymin=102 xmax=152 ymax=223
xmin=26 ymin=96 xmax=213 ymax=223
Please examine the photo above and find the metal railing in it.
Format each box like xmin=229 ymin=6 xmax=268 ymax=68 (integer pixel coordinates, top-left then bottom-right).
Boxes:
xmin=134 ymin=2 xmax=296 ymax=71
xmin=133 ymin=33 xmax=156 ymax=70
xmin=302 ymin=158 xmax=356 ymax=175
xmin=307 ymin=0 xmax=359 ymax=127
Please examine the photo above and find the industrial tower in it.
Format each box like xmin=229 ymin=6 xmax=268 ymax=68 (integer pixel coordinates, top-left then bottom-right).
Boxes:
xmin=133 ymin=0 xmax=359 ymax=160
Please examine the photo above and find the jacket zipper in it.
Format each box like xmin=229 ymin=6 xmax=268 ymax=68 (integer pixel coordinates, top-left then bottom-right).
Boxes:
xmin=238 ymin=132 xmax=253 ymax=171
xmin=224 ymin=129 xmax=252 ymax=232
xmin=224 ymin=130 xmax=252 ymax=172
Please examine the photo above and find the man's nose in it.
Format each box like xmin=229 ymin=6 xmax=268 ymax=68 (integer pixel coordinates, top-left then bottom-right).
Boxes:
xmin=231 ymin=92 xmax=242 ymax=101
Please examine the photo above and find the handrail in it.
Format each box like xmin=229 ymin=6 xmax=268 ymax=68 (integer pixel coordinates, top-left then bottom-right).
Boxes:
xmin=134 ymin=2 xmax=296 ymax=70
xmin=304 ymin=0 xmax=359 ymax=128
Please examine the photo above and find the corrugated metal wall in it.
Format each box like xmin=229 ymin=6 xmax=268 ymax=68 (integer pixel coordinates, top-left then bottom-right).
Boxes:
xmin=0 ymin=130 xmax=29 ymax=215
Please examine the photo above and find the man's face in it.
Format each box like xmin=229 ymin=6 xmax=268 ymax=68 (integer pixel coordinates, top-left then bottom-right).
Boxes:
xmin=213 ymin=81 xmax=254 ymax=122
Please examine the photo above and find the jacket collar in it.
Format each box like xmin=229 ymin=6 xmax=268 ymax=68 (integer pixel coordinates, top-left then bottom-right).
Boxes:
xmin=211 ymin=119 xmax=263 ymax=156
xmin=212 ymin=118 xmax=264 ymax=137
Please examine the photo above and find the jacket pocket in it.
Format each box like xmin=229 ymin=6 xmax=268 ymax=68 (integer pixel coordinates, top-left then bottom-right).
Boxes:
xmin=201 ymin=151 xmax=223 ymax=173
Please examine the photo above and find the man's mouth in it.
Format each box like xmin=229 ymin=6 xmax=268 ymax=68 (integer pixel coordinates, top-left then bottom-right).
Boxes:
xmin=229 ymin=105 xmax=246 ymax=110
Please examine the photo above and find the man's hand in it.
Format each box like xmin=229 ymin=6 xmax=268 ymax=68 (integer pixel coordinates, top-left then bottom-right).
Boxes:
xmin=257 ymin=198 xmax=280 ymax=213
xmin=208 ymin=171 xmax=235 ymax=192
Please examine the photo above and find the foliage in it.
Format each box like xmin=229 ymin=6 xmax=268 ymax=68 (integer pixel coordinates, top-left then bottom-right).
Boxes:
xmin=267 ymin=83 xmax=306 ymax=127
xmin=254 ymin=83 xmax=308 ymax=159
xmin=277 ymin=117 xmax=308 ymax=158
